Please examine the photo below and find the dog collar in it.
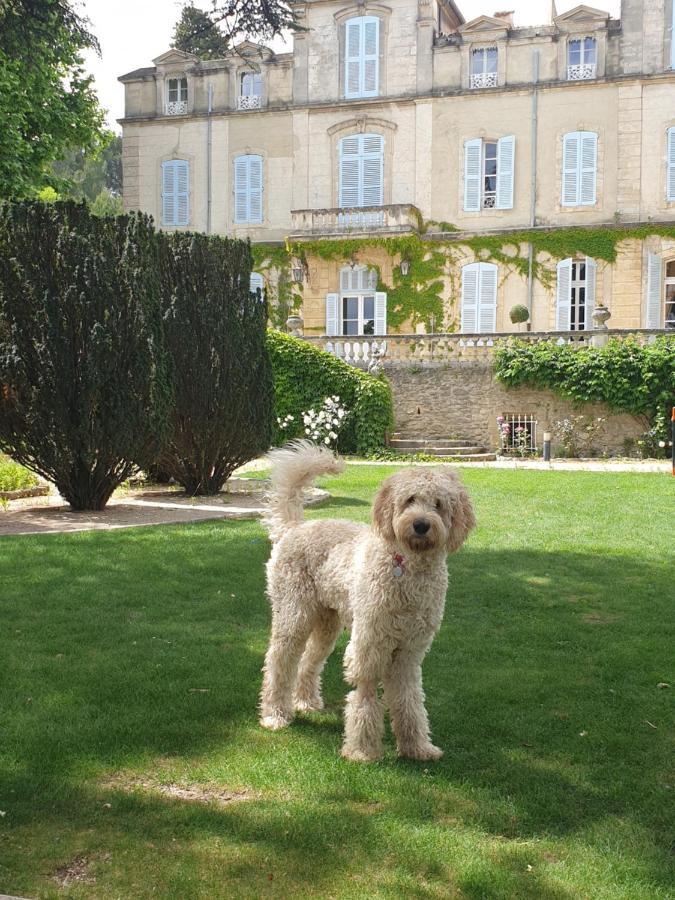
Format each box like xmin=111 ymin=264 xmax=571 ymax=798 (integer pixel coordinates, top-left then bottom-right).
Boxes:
xmin=392 ymin=553 xmax=406 ymax=578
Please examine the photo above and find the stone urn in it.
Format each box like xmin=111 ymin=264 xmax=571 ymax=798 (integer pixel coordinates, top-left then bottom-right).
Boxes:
xmin=591 ymin=305 xmax=611 ymax=331
xmin=286 ymin=314 xmax=304 ymax=337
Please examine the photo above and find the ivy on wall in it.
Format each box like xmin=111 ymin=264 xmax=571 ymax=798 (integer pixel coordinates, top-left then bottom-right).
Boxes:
xmin=253 ymin=221 xmax=675 ymax=333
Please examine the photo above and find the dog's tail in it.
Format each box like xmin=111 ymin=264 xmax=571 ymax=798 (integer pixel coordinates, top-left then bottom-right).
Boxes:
xmin=263 ymin=439 xmax=345 ymax=543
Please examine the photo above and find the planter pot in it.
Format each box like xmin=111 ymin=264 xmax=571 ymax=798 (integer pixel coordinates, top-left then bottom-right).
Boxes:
xmin=592 ymin=305 xmax=611 ymax=330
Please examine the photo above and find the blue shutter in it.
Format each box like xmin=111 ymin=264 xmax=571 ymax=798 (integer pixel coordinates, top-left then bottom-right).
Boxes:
xmin=556 ymin=259 xmax=572 ymax=330
xmin=234 ymin=155 xmax=263 ymax=224
xmin=464 ymin=139 xmax=482 ymax=212
xmin=496 ymin=135 xmax=515 ymax=210
xmin=162 ymin=159 xmax=189 ymax=227
xmin=339 ymin=134 xmax=383 ymax=208
xmin=345 ymin=17 xmax=379 ymax=98
xmin=667 ymin=128 xmax=675 ymax=202
xmin=461 ymin=263 xmax=479 ymax=332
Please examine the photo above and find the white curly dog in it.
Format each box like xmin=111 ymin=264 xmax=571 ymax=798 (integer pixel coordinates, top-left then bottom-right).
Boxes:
xmin=260 ymin=441 xmax=476 ymax=762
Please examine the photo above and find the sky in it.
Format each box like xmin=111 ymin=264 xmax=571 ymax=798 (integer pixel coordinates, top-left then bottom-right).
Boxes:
xmin=80 ymin=0 xmax=622 ymax=131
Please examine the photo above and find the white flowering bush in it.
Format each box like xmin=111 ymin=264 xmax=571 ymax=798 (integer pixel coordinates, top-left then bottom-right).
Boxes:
xmin=276 ymin=413 xmax=295 ymax=432
xmin=553 ymin=415 xmax=606 ymax=458
xmin=302 ymin=396 xmax=347 ymax=448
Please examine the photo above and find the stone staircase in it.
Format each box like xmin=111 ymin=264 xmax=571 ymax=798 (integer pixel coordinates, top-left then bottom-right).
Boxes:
xmin=388 ymin=434 xmax=496 ymax=461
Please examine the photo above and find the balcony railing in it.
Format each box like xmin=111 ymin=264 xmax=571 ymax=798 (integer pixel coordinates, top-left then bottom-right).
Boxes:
xmin=567 ymin=63 xmax=596 ymax=81
xmin=238 ymin=95 xmax=262 ymax=110
xmin=166 ymin=100 xmax=188 ymax=116
xmin=303 ymin=330 xmax=668 ymax=365
xmin=470 ymin=72 xmax=498 ymax=89
xmin=290 ymin=204 xmax=421 ymax=238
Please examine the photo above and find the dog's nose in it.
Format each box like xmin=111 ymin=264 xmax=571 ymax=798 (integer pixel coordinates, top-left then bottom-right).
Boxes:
xmin=413 ymin=519 xmax=430 ymax=535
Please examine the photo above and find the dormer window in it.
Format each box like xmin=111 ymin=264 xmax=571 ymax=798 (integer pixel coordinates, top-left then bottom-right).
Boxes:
xmin=470 ymin=48 xmax=498 ymax=89
xmin=239 ymin=72 xmax=263 ymax=110
xmin=166 ymin=77 xmax=188 ymax=115
xmin=567 ymin=37 xmax=597 ymax=80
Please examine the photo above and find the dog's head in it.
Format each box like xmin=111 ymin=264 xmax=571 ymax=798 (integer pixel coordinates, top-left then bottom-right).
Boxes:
xmin=372 ymin=468 xmax=476 ymax=555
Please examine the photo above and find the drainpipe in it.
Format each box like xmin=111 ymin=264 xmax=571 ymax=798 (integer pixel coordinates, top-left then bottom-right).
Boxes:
xmin=206 ymin=83 xmax=214 ymax=234
xmin=527 ymin=51 xmax=540 ymax=323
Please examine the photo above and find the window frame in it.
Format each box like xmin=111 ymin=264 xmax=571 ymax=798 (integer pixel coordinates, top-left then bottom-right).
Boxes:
xmin=470 ymin=47 xmax=498 ymax=89
xmin=239 ymin=71 xmax=263 ymax=109
xmin=165 ymin=76 xmax=188 ymax=115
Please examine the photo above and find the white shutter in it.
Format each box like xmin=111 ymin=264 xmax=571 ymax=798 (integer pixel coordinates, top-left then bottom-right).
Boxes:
xmin=250 ymin=272 xmax=264 ymax=296
xmin=374 ymin=291 xmax=387 ymax=335
xmin=645 ymin=252 xmax=663 ymax=329
xmin=556 ymin=259 xmax=573 ymax=330
xmin=339 ymin=136 xmax=361 ymax=207
xmin=248 ymin=155 xmax=263 ymax=224
xmin=234 ymin=156 xmax=249 ymax=223
xmin=562 ymin=133 xmax=580 ymax=206
xmin=667 ymin=128 xmax=675 ymax=202
xmin=478 ymin=263 xmax=498 ymax=333
xmin=496 ymin=135 xmax=515 ymax=210
xmin=585 ymin=257 xmax=596 ymax=326
xmin=161 ymin=161 xmax=176 ymax=226
xmin=580 ymin=132 xmax=597 ymax=206
xmin=345 ymin=19 xmax=362 ymax=98
xmin=362 ymin=134 xmax=383 ymax=206
xmin=339 ymin=134 xmax=383 ymax=208
xmin=464 ymin=139 xmax=482 ymax=212
xmin=175 ymin=160 xmax=189 ymax=226
xmin=362 ymin=17 xmax=379 ymax=96
xmin=326 ymin=293 xmax=339 ymax=336
xmin=234 ymin=155 xmax=263 ymax=224
xmin=461 ymin=264 xmax=479 ymax=332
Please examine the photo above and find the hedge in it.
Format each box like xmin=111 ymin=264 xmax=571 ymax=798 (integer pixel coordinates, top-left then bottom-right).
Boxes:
xmin=266 ymin=330 xmax=393 ymax=455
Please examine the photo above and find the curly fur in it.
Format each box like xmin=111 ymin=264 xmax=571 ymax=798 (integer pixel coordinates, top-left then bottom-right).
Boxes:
xmin=260 ymin=442 xmax=476 ymax=762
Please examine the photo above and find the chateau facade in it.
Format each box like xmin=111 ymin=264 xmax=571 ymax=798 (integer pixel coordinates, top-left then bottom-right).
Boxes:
xmin=119 ymin=1 xmax=675 ymax=339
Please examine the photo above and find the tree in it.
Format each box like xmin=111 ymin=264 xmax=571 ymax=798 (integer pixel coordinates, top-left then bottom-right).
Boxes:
xmin=156 ymin=233 xmax=274 ymax=495
xmin=0 ymin=202 xmax=169 ymax=510
xmin=172 ymin=4 xmax=229 ymax=59
xmin=200 ymin=1 xmax=299 ymax=44
xmin=0 ymin=0 xmax=105 ymax=199
xmin=50 ymin=132 xmax=123 ymax=203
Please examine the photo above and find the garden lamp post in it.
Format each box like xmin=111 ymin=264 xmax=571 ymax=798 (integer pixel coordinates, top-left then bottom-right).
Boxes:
xmin=543 ymin=431 xmax=552 ymax=462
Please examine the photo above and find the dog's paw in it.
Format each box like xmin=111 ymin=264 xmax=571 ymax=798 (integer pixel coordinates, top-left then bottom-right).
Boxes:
xmin=260 ymin=714 xmax=292 ymax=731
xmin=294 ymin=696 xmax=324 ymax=712
xmin=341 ymin=745 xmax=383 ymax=763
xmin=398 ymin=743 xmax=444 ymax=761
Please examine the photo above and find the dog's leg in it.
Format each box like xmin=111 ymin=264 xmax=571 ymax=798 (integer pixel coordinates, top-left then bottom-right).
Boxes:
xmin=383 ymin=651 xmax=442 ymax=761
xmin=294 ymin=609 xmax=342 ymax=712
xmin=341 ymin=680 xmax=385 ymax=762
xmin=260 ymin=617 xmax=313 ymax=730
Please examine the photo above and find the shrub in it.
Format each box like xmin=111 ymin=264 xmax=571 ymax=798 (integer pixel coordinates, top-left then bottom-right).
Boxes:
xmin=156 ymin=232 xmax=273 ymax=495
xmin=266 ymin=331 xmax=393 ymax=455
xmin=509 ymin=304 xmax=530 ymax=324
xmin=552 ymin=416 xmax=606 ymax=458
xmin=0 ymin=455 xmax=38 ymax=492
xmin=0 ymin=201 xmax=169 ymax=510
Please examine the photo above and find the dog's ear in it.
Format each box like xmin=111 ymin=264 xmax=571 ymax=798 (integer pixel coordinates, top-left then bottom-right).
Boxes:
xmin=445 ymin=478 xmax=476 ymax=555
xmin=372 ymin=481 xmax=396 ymax=543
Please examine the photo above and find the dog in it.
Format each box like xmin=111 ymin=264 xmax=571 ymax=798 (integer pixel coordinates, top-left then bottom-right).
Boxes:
xmin=259 ymin=440 xmax=476 ymax=762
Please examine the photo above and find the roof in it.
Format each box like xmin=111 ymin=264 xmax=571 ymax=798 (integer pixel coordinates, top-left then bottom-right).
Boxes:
xmin=118 ymin=66 xmax=156 ymax=82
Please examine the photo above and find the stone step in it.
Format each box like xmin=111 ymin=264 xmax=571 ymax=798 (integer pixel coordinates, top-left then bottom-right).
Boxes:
xmin=390 ymin=437 xmax=477 ymax=449
xmin=389 ymin=450 xmax=498 ymax=461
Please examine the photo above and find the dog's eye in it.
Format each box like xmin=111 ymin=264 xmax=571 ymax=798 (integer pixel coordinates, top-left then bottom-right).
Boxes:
xmin=435 ymin=500 xmax=442 ymax=510
xmin=406 ymin=496 xmax=415 ymax=505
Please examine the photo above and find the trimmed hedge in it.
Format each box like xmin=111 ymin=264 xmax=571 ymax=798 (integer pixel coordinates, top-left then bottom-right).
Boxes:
xmin=266 ymin=330 xmax=393 ymax=455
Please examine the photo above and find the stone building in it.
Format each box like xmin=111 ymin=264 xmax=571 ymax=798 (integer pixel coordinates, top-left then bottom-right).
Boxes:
xmin=119 ymin=0 xmax=675 ymax=345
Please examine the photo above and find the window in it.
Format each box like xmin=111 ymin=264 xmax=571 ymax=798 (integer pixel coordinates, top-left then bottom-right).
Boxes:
xmin=339 ymin=134 xmax=384 ymax=208
xmin=239 ymin=72 xmax=262 ymax=110
xmin=556 ymin=257 xmax=596 ymax=330
xmin=464 ymin=136 xmax=515 ymax=211
xmin=567 ymin=37 xmax=597 ymax=80
xmin=499 ymin=414 xmax=538 ymax=453
xmin=461 ymin=262 xmax=497 ymax=333
xmin=668 ymin=128 xmax=675 ymax=201
xmin=649 ymin=256 xmax=675 ymax=329
xmin=665 ymin=261 xmax=675 ymax=329
xmin=166 ymin=77 xmax=188 ymax=115
xmin=234 ymin=154 xmax=263 ymax=224
xmin=561 ymin=131 xmax=597 ymax=206
xmin=250 ymin=272 xmax=264 ymax=296
xmin=470 ymin=47 xmax=498 ymax=88
xmin=325 ymin=267 xmax=386 ymax=336
xmin=161 ymin=159 xmax=189 ymax=226
xmin=345 ymin=16 xmax=379 ymax=99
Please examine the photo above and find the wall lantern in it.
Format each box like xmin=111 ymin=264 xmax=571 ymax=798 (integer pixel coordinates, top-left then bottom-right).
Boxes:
xmin=400 ymin=259 xmax=411 ymax=276
xmin=291 ymin=261 xmax=305 ymax=284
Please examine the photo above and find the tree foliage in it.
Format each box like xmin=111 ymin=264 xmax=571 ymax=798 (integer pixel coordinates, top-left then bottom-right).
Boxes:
xmin=172 ymin=4 xmax=229 ymax=59
xmin=0 ymin=202 xmax=169 ymax=510
xmin=51 ymin=132 xmax=123 ymax=202
xmin=204 ymin=0 xmax=299 ymax=43
xmin=156 ymin=233 xmax=274 ymax=495
xmin=0 ymin=0 xmax=106 ymax=199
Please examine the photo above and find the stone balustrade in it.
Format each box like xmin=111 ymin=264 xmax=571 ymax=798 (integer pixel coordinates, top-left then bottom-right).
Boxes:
xmin=303 ymin=330 xmax=669 ymax=365
xmin=290 ymin=204 xmax=420 ymax=238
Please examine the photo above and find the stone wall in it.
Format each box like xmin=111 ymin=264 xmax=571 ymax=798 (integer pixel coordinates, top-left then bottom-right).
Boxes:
xmin=384 ymin=360 xmax=646 ymax=454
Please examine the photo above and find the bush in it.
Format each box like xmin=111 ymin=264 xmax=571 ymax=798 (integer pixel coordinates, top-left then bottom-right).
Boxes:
xmin=0 ymin=454 xmax=38 ymax=492
xmin=509 ymin=304 xmax=530 ymax=324
xmin=267 ymin=331 xmax=393 ymax=455
xmin=0 ymin=201 xmax=169 ymax=510
xmin=156 ymin=232 xmax=273 ymax=495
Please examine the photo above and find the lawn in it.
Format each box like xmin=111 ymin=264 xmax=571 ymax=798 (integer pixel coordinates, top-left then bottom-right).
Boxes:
xmin=0 ymin=466 xmax=673 ymax=899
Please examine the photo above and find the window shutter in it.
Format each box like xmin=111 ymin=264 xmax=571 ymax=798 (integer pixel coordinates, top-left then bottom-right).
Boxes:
xmin=645 ymin=252 xmax=663 ymax=329
xmin=339 ymin=134 xmax=383 ymax=207
xmin=248 ymin=155 xmax=263 ymax=223
xmin=461 ymin=264 xmax=479 ymax=333
xmin=362 ymin=134 xmax=383 ymax=206
xmin=562 ymin=133 xmax=580 ymax=206
xmin=667 ymin=128 xmax=675 ymax=202
xmin=374 ymin=291 xmax=387 ymax=335
xmin=478 ymin=263 xmax=498 ymax=333
xmin=339 ymin=136 xmax=361 ymax=207
xmin=556 ymin=259 xmax=573 ymax=330
xmin=362 ymin=17 xmax=379 ymax=96
xmin=325 ymin=293 xmax=339 ymax=336
xmin=464 ymin=139 xmax=482 ymax=212
xmin=345 ymin=19 xmax=362 ymax=98
xmin=584 ymin=257 xmax=597 ymax=326
xmin=175 ymin=160 xmax=189 ymax=226
xmin=234 ymin=155 xmax=263 ymax=224
xmin=242 ymin=72 xmax=252 ymax=95
xmin=496 ymin=135 xmax=515 ymax=210
xmin=250 ymin=272 xmax=264 ymax=296
xmin=234 ymin=156 xmax=249 ymax=223
xmin=161 ymin=161 xmax=176 ymax=226
xmin=579 ymin=132 xmax=597 ymax=205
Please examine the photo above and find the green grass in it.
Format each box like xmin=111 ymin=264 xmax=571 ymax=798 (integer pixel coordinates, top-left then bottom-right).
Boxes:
xmin=0 ymin=454 xmax=38 ymax=492
xmin=0 ymin=466 xmax=673 ymax=899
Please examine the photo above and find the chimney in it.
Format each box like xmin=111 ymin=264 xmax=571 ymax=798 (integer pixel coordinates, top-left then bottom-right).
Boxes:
xmin=493 ymin=10 xmax=515 ymax=26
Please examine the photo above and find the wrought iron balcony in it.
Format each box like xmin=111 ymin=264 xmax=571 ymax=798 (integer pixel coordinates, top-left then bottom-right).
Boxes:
xmin=567 ymin=63 xmax=597 ymax=81
xmin=166 ymin=100 xmax=188 ymax=115
xmin=237 ymin=95 xmax=262 ymax=110
xmin=290 ymin=204 xmax=421 ymax=238
xmin=470 ymin=72 xmax=498 ymax=89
